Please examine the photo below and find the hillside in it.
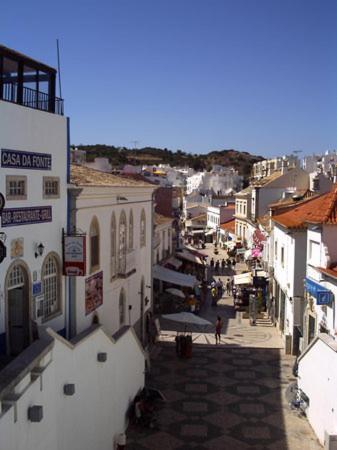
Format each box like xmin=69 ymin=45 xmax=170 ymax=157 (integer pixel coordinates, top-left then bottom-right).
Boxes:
xmin=74 ymin=145 xmax=264 ymax=177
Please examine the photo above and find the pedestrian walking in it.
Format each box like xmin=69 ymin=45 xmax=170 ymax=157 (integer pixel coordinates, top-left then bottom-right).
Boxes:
xmin=210 ymin=258 xmax=215 ymax=271
xmin=211 ymin=286 xmax=217 ymax=306
xmin=215 ymin=316 xmax=223 ymax=344
xmin=215 ymin=260 xmax=220 ymax=274
xmin=221 ymin=258 xmax=226 ymax=274
xmin=226 ymin=280 xmax=231 ymax=295
xmin=217 ymin=278 xmax=223 ymax=298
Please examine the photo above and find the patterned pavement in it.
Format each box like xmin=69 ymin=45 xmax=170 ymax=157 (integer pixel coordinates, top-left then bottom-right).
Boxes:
xmin=127 ymin=345 xmax=321 ymax=449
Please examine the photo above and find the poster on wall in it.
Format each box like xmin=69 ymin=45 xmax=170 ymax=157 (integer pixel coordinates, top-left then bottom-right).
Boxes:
xmin=63 ymin=234 xmax=86 ymax=276
xmin=85 ymin=271 xmax=103 ymax=315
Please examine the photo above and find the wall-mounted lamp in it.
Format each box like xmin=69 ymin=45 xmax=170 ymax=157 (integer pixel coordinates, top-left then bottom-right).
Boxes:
xmin=34 ymin=243 xmax=45 ymax=258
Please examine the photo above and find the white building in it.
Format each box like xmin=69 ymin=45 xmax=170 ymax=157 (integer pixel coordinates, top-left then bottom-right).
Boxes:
xmin=153 ymin=213 xmax=173 ymax=264
xmin=186 ymin=172 xmax=205 ymax=194
xmin=0 ymin=45 xmax=68 ymax=356
xmin=68 ymin=164 xmax=157 ymax=344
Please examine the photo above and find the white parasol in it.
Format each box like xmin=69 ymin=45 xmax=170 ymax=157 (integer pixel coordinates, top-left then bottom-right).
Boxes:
xmin=162 ymin=312 xmax=211 ymax=327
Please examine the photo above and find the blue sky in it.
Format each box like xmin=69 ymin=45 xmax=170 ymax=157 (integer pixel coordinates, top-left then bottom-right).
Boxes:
xmin=2 ymin=0 xmax=337 ymax=157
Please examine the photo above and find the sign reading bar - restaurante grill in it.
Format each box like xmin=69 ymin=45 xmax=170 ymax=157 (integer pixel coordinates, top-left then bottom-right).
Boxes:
xmin=63 ymin=235 xmax=86 ymax=276
xmin=1 ymin=149 xmax=52 ymax=170
xmin=1 ymin=206 xmax=52 ymax=227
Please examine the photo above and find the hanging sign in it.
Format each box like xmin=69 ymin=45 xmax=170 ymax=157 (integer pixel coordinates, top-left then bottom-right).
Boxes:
xmin=63 ymin=234 xmax=86 ymax=276
xmin=1 ymin=149 xmax=52 ymax=170
xmin=0 ymin=241 xmax=7 ymax=264
xmin=1 ymin=206 xmax=52 ymax=227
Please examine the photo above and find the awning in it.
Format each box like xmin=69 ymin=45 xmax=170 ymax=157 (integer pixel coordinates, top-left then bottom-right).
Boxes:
xmin=205 ymin=230 xmax=214 ymax=236
xmin=153 ymin=265 xmax=198 ymax=288
xmin=165 ymin=257 xmax=183 ymax=269
xmin=305 ymin=277 xmax=333 ymax=305
xmin=176 ymin=250 xmax=204 ymax=265
xmin=184 ymin=245 xmax=208 ymax=258
xmin=191 ymin=229 xmax=205 ymax=235
xmin=234 ymin=272 xmax=252 ymax=286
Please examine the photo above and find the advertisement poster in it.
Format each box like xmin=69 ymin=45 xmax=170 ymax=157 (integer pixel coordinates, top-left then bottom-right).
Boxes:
xmin=85 ymin=271 xmax=103 ymax=315
xmin=63 ymin=235 xmax=86 ymax=276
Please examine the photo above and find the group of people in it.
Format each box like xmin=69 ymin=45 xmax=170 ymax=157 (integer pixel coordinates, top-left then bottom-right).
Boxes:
xmin=210 ymin=257 xmax=236 ymax=274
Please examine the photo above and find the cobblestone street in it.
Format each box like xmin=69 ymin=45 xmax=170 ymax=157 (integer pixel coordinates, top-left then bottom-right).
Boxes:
xmin=127 ymin=244 xmax=322 ymax=449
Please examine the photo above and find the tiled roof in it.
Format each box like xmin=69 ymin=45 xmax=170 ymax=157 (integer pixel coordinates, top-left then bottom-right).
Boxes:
xmin=70 ymin=164 xmax=154 ymax=187
xmin=253 ymin=170 xmax=282 ymax=186
xmin=268 ymin=190 xmax=312 ymax=209
xmin=317 ymin=264 xmax=337 ymax=280
xmin=272 ymin=185 xmax=337 ymax=229
xmin=220 ymin=219 xmax=235 ymax=234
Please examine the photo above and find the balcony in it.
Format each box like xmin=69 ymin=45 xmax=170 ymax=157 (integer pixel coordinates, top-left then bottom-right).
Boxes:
xmin=2 ymin=83 xmax=63 ymax=115
xmin=117 ymin=250 xmax=136 ymax=278
xmin=0 ymin=45 xmax=64 ymax=115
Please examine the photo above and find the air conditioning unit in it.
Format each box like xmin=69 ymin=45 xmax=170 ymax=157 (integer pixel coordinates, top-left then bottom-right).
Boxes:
xmin=324 ymin=431 xmax=337 ymax=450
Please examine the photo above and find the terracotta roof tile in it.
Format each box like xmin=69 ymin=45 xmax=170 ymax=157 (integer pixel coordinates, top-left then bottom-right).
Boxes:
xmin=220 ymin=219 xmax=235 ymax=234
xmin=317 ymin=264 xmax=337 ymax=280
xmin=272 ymin=185 xmax=337 ymax=229
xmin=70 ymin=164 xmax=154 ymax=187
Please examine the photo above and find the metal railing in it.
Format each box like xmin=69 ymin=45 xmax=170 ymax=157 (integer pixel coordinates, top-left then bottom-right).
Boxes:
xmin=1 ymin=83 xmax=64 ymax=115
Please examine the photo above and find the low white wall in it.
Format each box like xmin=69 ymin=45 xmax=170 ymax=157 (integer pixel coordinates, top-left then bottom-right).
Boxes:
xmin=0 ymin=326 xmax=145 ymax=450
xmin=298 ymin=335 xmax=337 ymax=444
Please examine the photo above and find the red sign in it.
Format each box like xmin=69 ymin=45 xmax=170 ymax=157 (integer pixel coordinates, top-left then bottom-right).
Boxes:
xmin=85 ymin=271 xmax=103 ymax=315
xmin=63 ymin=235 xmax=86 ymax=276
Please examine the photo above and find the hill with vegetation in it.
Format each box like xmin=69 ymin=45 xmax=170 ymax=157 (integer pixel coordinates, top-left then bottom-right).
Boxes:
xmin=74 ymin=144 xmax=264 ymax=177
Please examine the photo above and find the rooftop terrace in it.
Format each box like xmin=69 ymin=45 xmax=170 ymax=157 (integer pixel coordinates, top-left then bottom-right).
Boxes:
xmin=0 ymin=45 xmax=63 ymax=115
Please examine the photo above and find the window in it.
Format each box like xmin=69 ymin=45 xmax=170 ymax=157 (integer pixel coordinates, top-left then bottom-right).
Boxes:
xmin=90 ymin=217 xmax=100 ymax=272
xmin=309 ymin=240 xmax=320 ymax=264
xmin=43 ymin=177 xmax=60 ymax=198
xmin=111 ymin=213 xmax=116 ymax=278
xmin=119 ymin=289 xmax=126 ymax=326
xmin=42 ymin=254 xmax=61 ymax=319
xmin=129 ymin=210 xmax=134 ymax=250
xmin=6 ymin=176 xmax=27 ymax=200
xmin=274 ymin=241 xmax=278 ymax=260
xmin=140 ymin=209 xmax=146 ymax=247
xmin=118 ymin=211 xmax=127 ymax=273
xmin=281 ymin=247 xmax=285 ymax=267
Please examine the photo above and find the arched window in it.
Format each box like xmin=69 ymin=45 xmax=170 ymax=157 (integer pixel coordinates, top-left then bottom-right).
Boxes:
xmin=90 ymin=217 xmax=100 ymax=272
xmin=140 ymin=209 xmax=146 ymax=248
xmin=119 ymin=288 xmax=126 ymax=326
xmin=111 ymin=213 xmax=116 ymax=278
xmin=42 ymin=254 xmax=61 ymax=319
xmin=129 ymin=210 xmax=134 ymax=250
xmin=118 ymin=211 xmax=127 ymax=274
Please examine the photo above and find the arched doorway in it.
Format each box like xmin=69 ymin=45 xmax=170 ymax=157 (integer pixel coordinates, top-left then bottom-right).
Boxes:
xmin=6 ymin=262 xmax=30 ymax=356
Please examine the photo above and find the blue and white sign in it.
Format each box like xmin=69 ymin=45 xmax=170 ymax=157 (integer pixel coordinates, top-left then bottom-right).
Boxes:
xmin=33 ymin=282 xmax=42 ymax=296
xmin=1 ymin=149 xmax=52 ymax=170
xmin=305 ymin=277 xmax=333 ymax=305
xmin=1 ymin=206 xmax=52 ymax=227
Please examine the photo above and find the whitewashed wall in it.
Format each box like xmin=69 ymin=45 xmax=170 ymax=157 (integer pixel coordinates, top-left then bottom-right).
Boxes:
xmin=0 ymin=101 xmax=68 ymax=347
xmin=73 ymin=185 xmax=155 ymax=336
xmin=0 ymin=326 xmax=145 ymax=450
xmin=298 ymin=335 xmax=337 ymax=445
